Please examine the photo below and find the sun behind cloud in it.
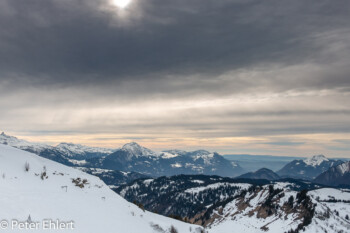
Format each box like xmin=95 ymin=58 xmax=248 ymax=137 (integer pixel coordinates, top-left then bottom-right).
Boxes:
xmin=112 ymin=0 xmax=132 ymax=8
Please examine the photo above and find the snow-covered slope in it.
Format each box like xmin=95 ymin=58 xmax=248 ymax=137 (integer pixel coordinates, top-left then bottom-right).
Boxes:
xmin=338 ymin=161 xmax=350 ymax=175
xmin=205 ymin=186 xmax=350 ymax=233
xmin=76 ymin=167 xmax=149 ymax=188
xmin=160 ymin=150 xmax=187 ymax=158
xmin=117 ymin=175 xmax=259 ymax=220
xmin=0 ymin=144 xmax=202 ymax=233
xmin=118 ymin=173 xmax=350 ymax=233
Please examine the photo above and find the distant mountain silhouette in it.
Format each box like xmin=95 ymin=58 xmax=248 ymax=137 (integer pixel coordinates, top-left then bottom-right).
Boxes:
xmin=237 ymin=168 xmax=280 ymax=180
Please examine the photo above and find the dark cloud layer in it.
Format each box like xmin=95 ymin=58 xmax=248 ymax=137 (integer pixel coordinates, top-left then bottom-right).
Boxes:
xmin=1 ymin=0 xmax=350 ymax=90
xmin=0 ymin=0 xmax=350 ymax=155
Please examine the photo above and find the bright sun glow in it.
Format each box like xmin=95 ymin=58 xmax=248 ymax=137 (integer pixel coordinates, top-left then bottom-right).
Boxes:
xmin=112 ymin=0 xmax=132 ymax=8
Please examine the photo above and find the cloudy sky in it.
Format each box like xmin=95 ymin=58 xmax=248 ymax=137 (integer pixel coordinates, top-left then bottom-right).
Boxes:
xmin=1 ymin=0 xmax=350 ymax=157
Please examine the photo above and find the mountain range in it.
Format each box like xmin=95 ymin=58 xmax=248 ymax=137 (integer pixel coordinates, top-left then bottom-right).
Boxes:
xmin=1 ymin=134 xmax=350 ymax=233
xmin=235 ymin=155 xmax=346 ymax=182
xmin=0 ymin=132 xmax=112 ymax=165
xmin=223 ymin=154 xmax=303 ymax=172
xmin=0 ymin=132 xmax=244 ymax=178
xmin=84 ymin=142 xmax=244 ymax=177
xmin=276 ymin=154 xmax=344 ymax=180
xmin=56 ymin=142 xmax=116 ymax=160
xmin=2 ymin=132 xmax=349 ymax=183
xmin=314 ymin=161 xmax=350 ymax=186
xmin=237 ymin=168 xmax=280 ymax=180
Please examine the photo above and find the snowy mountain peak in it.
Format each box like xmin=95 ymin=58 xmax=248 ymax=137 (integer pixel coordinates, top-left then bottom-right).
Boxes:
xmin=122 ymin=142 xmax=156 ymax=158
xmin=304 ymin=154 xmax=329 ymax=167
xmin=122 ymin=142 xmax=141 ymax=149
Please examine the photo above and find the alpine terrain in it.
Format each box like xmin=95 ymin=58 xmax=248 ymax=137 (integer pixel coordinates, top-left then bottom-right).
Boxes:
xmin=0 ymin=144 xmax=203 ymax=233
xmin=277 ymin=155 xmax=343 ymax=180
xmin=0 ymin=132 xmax=114 ymax=165
xmin=0 ymin=133 xmax=244 ymax=178
xmin=67 ymin=142 xmax=244 ymax=177
xmin=118 ymin=175 xmax=350 ymax=233
xmin=314 ymin=161 xmax=350 ymax=186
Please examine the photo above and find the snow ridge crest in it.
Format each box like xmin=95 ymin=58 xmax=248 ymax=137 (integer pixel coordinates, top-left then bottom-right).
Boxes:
xmin=304 ymin=154 xmax=329 ymax=167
